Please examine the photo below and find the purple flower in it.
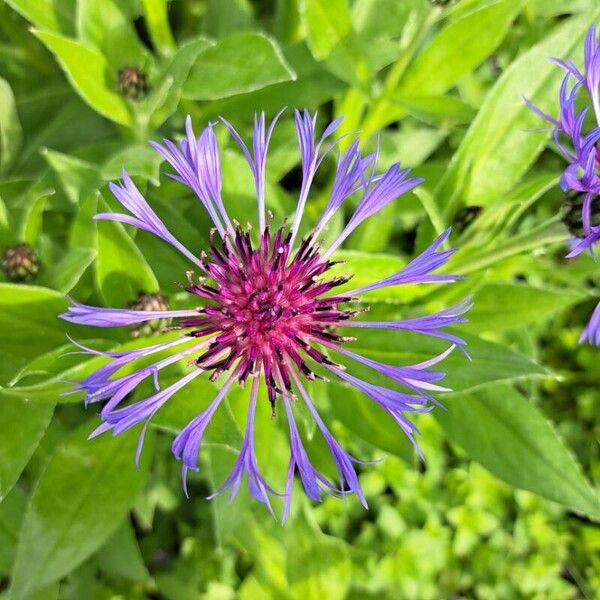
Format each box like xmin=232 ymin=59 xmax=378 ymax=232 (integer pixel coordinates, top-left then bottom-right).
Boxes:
xmin=61 ymin=110 xmax=469 ymax=519
xmin=527 ymin=26 xmax=600 ymax=345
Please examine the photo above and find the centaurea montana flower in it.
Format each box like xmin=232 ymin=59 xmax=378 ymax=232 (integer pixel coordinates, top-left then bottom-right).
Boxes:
xmin=61 ymin=110 xmax=470 ymax=519
xmin=526 ymin=25 xmax=600 ymax=345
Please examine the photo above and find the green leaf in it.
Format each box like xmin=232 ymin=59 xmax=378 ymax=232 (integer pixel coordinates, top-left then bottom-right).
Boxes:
xmin=184 ymin=33 xmax=296 ymax=100
xmin=33 ymin=30 xmax=132 ymax=126
xmin=95 ymin=519 xmax=150 ymax=582
xmin=77 ymin=0 xmax=149 ymax=66
xmin=9 ymin=420 xmax=151 ymax=599
xmin=326 ymin=381 xmax=413 ymax=462
xmin=349 ymin=331 xmax=548 ymax=394
xmin=300 ymin=0 xmax=352 ymax=59
xmin=43 ymin=246 xmax=97 ymax=293
xmin=436 ymin=383 xmax=600 ymax=519
xmin=141 ymin=0 xmax=176 ymax=56
xmin=4 ymin=0 xmax=76 ymax=35
xmin=101 ymin=145 xmax=164 ymax=185
xmin=0 ymin=487 xmax=26 ymax=573
xmin=439 ymin=10 xmax=600 ymax=209
xmin=0 ymin=284 xmax=67 ymax=359
xmin=300 ymin=0 xmax=369 ymax=84
xmin=0 ymin=397 xmax=54 ymax=502
xmin=144 ymin=37 xmax=213 ymax=127
xmin=465 ymin=282 xmax=586 ymax=332
xmin=399 ymin=0 xmax=523 ymax=96
xmin=95 ymin=196 xmax=159 ymax=306
xmin=0 ymin=77 xmax=23 ymax=175
xmin=286 ymin=513 xmax=351 ymax=600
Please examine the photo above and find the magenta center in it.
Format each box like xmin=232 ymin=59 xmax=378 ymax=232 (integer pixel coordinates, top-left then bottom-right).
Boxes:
xmin=180 ymin=226 xmax=355 ymax=406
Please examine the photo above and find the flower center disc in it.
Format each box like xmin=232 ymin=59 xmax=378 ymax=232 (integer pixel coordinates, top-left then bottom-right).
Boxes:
xmin=181 ymin=225 xmax=354 ymax=404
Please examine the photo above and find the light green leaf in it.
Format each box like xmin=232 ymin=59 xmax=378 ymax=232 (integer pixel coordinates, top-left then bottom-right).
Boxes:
xmin=349 ymin=331 xmax=548 ymax=394
xmin=95 ymin=196 xmax=159 ymax=306
xmin=44 ymin=246 xmax=97 ymax=293
xmin=286 ymin=514 xmax=351 ymax=600
xmin=437 ymin=383 xmax=600 ymax=519
xmin=0 ymin=77 xmax=23 ymax=175
xmin=144 ymin=37 xmax=213 ymax=126
xmin=301 ymin=0 xmax=352 ymax=59
xmin=465 ymin=282 xmax=586 ymax=332
xmin=0 ymin=284 xmax=67 ymax=359
xmin=438 ymin=10 xmax=600 ymax=210
xmin=4 ymin=0 xmax=76 ymax=35
xmin=33 ymin=30 xmax=132 ymax=126
xmin=9 ymin=420 xmax=151 ymax=599
xmin=101 ymin=145 xmax=164 ymax=185
xmin=399 ymin=0 xmax=523 ymax=96
xmin=77 ymin=0 xmax=149 ymax=66
xmin=184 ymin=33 xmax=296 ymax=100
xmin=141 ymin=0 xmax=176 ymax=56
xmin=0 ymin=397 xmax=54 ymax=502
xmin=300 ymin=0 xmax=369 ymax=84
xmin=95 ymin=519 xmax=150 ymax=582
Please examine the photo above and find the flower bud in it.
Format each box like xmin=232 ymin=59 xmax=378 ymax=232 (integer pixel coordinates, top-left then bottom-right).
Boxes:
xmin=129 ymin=292 xmax=170 ymax=336
xmin=118 ymin=66 xmax=148 ymax=100
xmin=2 ymin=243 xmax=40 ymax=282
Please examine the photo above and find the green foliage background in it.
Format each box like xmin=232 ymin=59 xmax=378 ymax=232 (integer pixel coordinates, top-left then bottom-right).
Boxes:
xmin=0 ymin=0 xmax=599 ymax=598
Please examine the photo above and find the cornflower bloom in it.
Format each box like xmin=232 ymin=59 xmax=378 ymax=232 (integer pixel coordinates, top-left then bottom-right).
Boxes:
xmin=61 ymin=110 xmax=470 ymax=519
xmin=527 ymin=26 xmax=600 ymax=345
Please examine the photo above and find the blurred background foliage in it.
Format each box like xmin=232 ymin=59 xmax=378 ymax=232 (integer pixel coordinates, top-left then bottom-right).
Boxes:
xmin=0 ymin=0 xmax=599 ymax=598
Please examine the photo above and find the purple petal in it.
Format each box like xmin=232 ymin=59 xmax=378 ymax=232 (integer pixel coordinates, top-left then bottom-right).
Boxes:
xmin=60 ymin=297 xmax=199 ymax=327
xmin=579 ymin=301 xmax=600 ymax=345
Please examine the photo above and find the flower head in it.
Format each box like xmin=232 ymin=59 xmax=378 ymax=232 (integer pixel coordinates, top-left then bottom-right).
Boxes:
xmin=527 ymin=26 xmax=600 ymax=345
xmin=61 ymin=110 xmax=469 ymax=519
xmin=526 ymin=27 xmax=600 ymax=255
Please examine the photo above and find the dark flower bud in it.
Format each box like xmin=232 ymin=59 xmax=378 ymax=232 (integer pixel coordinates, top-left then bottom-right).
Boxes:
xmin=129 ymin=292 xmax=170 ymax=336
xmin=2 ymin=243 xmax=40 ymax=282
xmin=118 ymin=66 xmax=148 ymax=100
xmin=454 ymin=205 xmax=483 ymax=234
xmin=563 ymin=191 xmax=600 ymax=238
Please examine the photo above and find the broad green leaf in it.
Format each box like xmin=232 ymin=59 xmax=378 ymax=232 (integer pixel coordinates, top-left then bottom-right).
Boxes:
xmin=393 ymin=94 xmax=476 ymax=125
xmin=9 ymin=420 xmax=151 ymax=599
xmin=286 ymin=514 xmax=351 ymax=600
xmin=0 ymin=397 xmax=54 ymax=502
xmin=202 ymin=0 xmax=254 ymax=37
xmin=95 ymin=519 xmax=150 ymax=582
xmin=300 ymin=0 xmax=369 ymax=84
xmin=141 ymin=0 xmax=176 ymax=56
xmin=144 ymin=37 xmax=213 ymax=126
xmin=300 ymin=0 xmax=352 ymax=59
xmin=0 ymin=487 xmax=26 ymax=573
xmin=326 ymin=381 xmax=413 ymax=462
xmin=399 ymin=0 xmax=523 ymax=96
xmin=438 ymin=10 xmax=600 ymax=209
xmin=184 ymin=33 xmax=296 ymax=100
xmin=436 ymin=383 xmax=600 ymax=519
xmin=0 ymin=284 xmax=67 ymax=358
xmin=465 ymin=282 xmax=586 ymax=332
xmin=199 ymin=43 xmax=345 ymax=121
xmin=77 ymin=0 xmax=149 ymax=66
xmin=101 ymin=145 xmax=164 ymax=185
xmin=18 ymin=190 xmax=52 ymax=245
xmin=33 ymin=30 xmax=132 ymax=126
xmin=43 ymin=246 xmax=97 ymax=293
xmin=95 ymin=196 xmax=159 ymax=306
xmin=349 ymin=331 xmax=548 ymax=394
xmin=0 ymin=77 xmax=23 ymax=175
xmin=4 ymin=0 xmax=76 ymax=35
xmin=449 ymin=218 xmax=568 ymax=275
